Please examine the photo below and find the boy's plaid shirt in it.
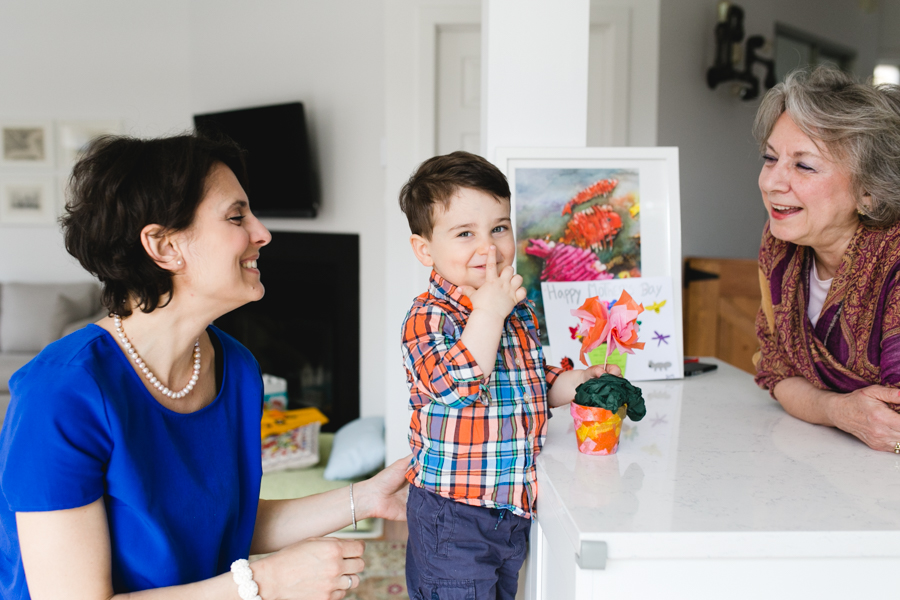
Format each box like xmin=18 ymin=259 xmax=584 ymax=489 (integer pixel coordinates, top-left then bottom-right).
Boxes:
xmin=401 ymin=271 xmax=561 ymax=518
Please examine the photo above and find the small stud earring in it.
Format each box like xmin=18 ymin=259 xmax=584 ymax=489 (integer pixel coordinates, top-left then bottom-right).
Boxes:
xmin=176 ymin=260 xmax=183 ymax=265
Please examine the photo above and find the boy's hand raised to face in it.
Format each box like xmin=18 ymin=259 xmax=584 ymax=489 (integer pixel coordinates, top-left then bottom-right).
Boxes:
xmin=458 ymin=246 xmax=526 ymax=321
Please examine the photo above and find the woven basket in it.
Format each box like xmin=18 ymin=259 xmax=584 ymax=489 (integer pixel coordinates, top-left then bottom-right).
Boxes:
xmin=261 ymin=407 xmax=329 ymax=472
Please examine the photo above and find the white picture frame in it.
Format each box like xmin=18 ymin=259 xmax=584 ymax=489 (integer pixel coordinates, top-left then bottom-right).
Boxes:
xmin=0 ymin=175 xmax=57 ymax=225
xmin=495 ymin=146 xmax=683 ymax=374
xmin=57 ymin=120 xmax=123 ymax=174
xmin=0 ymin=121 xmax=55 ymax=168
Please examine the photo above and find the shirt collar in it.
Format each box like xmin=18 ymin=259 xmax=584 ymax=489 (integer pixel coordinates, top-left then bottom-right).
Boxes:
xmin=429 ymin=270 xmax=473 ymax=311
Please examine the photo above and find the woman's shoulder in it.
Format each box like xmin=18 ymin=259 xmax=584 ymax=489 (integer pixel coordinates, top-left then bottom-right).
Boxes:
xmin=864 ymin=221 xmax=900 ymax=256
xmin=13 ymin=325 xmax=113 ymax=382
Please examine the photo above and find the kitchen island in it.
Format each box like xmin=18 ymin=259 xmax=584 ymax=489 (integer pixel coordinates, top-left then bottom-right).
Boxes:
xmin=525 ymin=359 xmax=900 ymax=599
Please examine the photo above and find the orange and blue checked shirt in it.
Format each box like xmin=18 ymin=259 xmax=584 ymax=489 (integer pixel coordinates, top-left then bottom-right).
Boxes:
xmin=401 ymin=271 xmax=562 ymax=518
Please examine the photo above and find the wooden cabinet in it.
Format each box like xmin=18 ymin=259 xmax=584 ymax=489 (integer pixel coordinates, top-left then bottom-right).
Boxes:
xmin=683 ymin=257 xmax=761 ymax=374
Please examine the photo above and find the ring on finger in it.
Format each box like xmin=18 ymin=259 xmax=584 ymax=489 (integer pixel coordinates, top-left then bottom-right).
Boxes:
xmin=894 ymin=442 xmax=900 ymax=454
xmin=346 ymin=575 xmax=353 ymax=590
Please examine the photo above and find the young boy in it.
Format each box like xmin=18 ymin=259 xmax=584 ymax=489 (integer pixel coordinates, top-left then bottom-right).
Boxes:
xmin=398 ymin=151 xmax=616 ymax=600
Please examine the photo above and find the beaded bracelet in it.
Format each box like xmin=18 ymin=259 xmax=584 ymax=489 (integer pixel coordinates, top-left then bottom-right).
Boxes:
xmin=230 ymin=558 xmax=262 ymax=600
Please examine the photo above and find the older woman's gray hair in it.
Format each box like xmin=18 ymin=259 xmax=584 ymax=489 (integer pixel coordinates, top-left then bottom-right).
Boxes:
xmin=753 ymin=66 xmax=900 ymax=227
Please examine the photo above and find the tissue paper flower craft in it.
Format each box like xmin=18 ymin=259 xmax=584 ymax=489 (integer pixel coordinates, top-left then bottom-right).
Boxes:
xmin=574 ymin=374 xmax=646 ymax=421
xmin=570 ymin=374 xmax=645 ymax=455
xmin=570 ymin=290 xmax=645 ymax=366
xmin=561 ymin=178 xmax=619 ymax=216
xmin=561 ymin=205 xmax=623 ymax=251
xmin=525 ymin=239 xmax=614 ymax=282
xmin=570 ymin=296 xmax=611 ymax=366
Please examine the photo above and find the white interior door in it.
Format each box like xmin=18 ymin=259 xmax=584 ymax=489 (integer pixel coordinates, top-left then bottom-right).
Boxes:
xmin=587 ymin=6 xmax=632 ymax=145
xmin=589 ymin=0 xmax=660 ymax=146
xmin=434 ymin=0 xmax=658 ymax=152
xmin=437 ymin=24 xmax=482 ymax=154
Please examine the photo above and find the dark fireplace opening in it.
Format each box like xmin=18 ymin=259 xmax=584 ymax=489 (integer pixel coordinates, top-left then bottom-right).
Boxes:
xmin=214 ymin=232 xmax=360 ymax=433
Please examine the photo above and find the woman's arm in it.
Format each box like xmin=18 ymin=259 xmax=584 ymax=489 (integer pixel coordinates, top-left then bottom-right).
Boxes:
xmin=251 ymin=455 xmax=409 ymax=553
xmin=16 ymin=495 xmax=376 ymax=600
xmin=17 ymin=499 xmax=240 ymax=600
xmin=773 ymin=376 xmax=900 ymax=451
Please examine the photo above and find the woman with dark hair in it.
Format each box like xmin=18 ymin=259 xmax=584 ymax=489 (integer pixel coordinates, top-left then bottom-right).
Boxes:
xmin=754 ymin=66 xmax=900 ymax=452
xmin=0 ymin=134 xmax=408 ymax=599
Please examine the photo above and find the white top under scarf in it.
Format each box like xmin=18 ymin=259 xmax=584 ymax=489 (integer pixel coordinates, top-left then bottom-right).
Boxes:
xmin=807 ymin=258 xmax=833 ymax=328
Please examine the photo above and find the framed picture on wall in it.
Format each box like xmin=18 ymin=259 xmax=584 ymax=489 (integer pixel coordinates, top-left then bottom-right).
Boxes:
xmin=57 ymin=120 xmax=123 ymax=174
xmin=0 ymin=176 xmax=57 ymax=225
xmin=495 ymin=146 xmax=683 ymax=378
xmin=0 ymin=121 xmax=55 ymax=168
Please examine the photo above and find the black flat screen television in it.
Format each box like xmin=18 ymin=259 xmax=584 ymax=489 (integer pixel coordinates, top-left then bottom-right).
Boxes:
xmin=193 ymin=102 xmax=318 ymax=218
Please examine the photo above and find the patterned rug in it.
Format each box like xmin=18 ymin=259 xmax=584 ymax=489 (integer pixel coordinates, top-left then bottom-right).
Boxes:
xmin=346 ymin=541 xmax=408 ymax=600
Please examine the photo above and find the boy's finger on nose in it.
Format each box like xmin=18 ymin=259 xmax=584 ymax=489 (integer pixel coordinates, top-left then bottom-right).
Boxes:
xmin=485 ymin=246 xmax=498 ymax=278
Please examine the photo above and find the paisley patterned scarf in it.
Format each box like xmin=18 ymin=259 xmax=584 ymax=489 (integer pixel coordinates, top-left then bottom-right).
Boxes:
xmin=755 ymin=221 xmax=900 ymax=393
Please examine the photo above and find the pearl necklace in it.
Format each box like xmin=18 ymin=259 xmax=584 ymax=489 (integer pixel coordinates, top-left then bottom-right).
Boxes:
xmin=112 ymin=314 xmax=201 ymax=399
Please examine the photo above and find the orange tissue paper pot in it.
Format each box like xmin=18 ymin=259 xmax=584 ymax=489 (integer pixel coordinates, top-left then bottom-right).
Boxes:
xmin=570 ymin=403 xmax=627 ymax=455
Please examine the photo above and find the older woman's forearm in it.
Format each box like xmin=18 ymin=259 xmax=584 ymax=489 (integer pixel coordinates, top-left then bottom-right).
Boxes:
xmin=772 ymin=377 xmax=841 ymax=427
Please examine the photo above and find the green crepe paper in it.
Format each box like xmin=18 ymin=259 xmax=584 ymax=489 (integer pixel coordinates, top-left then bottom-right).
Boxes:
xmin=573 ymin=373 xmax=646 ymax=421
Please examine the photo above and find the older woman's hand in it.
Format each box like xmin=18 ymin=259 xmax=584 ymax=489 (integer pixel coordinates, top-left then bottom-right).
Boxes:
xmin=828 ymin=385 xmax=900 ymax=452
xmin=254 ymin=537 xmax=365 ymax=599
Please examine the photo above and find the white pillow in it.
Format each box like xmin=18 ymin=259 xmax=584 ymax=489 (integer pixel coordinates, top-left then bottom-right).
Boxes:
xmin=323 ymin=417 xmax=385 ymax=481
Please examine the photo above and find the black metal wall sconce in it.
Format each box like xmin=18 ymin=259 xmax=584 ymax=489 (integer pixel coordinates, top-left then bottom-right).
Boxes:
xmin=706 ymin=1 xmax=775 ymax=100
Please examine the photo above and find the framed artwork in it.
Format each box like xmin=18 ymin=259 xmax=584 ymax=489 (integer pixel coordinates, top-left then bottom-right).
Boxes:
xmin=496 ymin=147 xmax=683 ymax=373
xmin=0 ymin=176 xmax=57 ymax=224
xmin=57 ymin=120 xmax=123 ymax=173
xmin=0 ymin=121 xmax=55 ymax=168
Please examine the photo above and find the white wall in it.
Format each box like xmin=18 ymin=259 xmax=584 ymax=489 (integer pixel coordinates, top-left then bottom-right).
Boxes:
xmin=658 ymin=0 xmax=879 ymax=260
xmin=187 ymin=1 xmax=387 ymax=418
xmin=0 ymin=0 xmax=389 ymax=419
xmin=0 ymin=1 xmax=192 ymax=282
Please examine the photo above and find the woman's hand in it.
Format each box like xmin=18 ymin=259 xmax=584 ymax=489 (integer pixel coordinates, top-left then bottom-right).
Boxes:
xmin=775 ymin=377 xmax=900 ymax=452
xmin=827 ymin=385 xmax=900 ymax=452
xmin=254 ymin=537 xmax=365 ymax=600
xmin=355 ymin=455 xmax=411 ymax=523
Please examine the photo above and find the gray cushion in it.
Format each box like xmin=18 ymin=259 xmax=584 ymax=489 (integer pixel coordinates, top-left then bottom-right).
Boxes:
xmin=0 ymin=353 xmax=32 ymax=393
xmin=61 ymin=308 xmax=109 ymax=338
xmin=0 ymin=282 xmax=100 ymax=353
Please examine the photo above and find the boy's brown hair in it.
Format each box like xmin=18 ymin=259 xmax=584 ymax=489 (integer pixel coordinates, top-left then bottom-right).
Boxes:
xmin=399 ymin=151 xmax=511 ymax=239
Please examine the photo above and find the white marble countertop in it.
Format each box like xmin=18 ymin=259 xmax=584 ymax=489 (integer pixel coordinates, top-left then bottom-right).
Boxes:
xmin=536 ymin=359 xmax=900 ymax=561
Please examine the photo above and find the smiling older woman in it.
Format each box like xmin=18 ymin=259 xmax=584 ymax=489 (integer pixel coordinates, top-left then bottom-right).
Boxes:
xmin=754 ymin=66 xmax=900 ymax=453
xmin=0 ymin=134 xmax=409 ymax=600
